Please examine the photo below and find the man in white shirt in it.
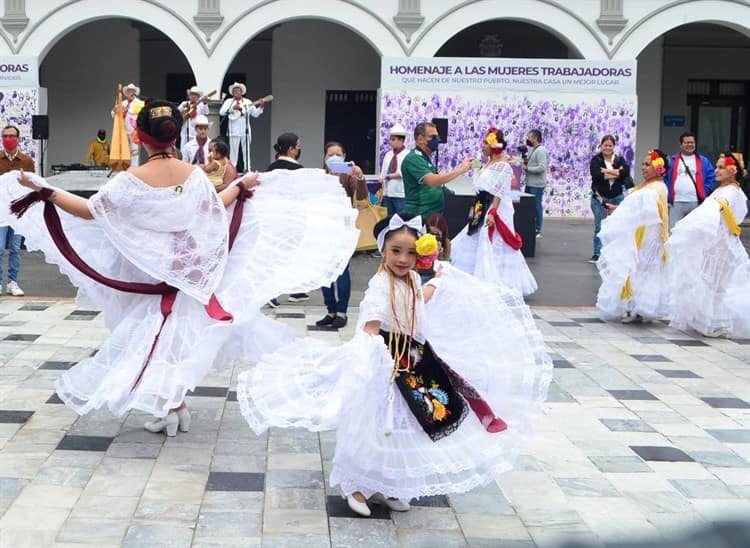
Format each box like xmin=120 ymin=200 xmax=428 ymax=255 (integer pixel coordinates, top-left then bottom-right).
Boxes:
xmin=219 ymin=82 xmax=264 ymax=172
xmin=180 ymin=115 xmax=211 ymax=165
xmin=378 ymin=123 xmax=409 ymax=215
xmin=178 ymin=86 xmax=210 ymax=148
xmin=665 ymin=132 xmax=716 ymax=228
xmin=111 ymin=83 xmax=144 ymax=166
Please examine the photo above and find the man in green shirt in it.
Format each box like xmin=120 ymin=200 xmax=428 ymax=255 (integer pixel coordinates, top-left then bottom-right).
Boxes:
xmin=401 ymin=122 xmax=473 ymax=216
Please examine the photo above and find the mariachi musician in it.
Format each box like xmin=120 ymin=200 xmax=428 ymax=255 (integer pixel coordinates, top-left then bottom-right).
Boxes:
xmin=178 ymin=86 xmax=211 ymax=147
xmin=219 ymin=82 xmax=265 ymax=171
xmin=110 ymin=83 xmax=144 ymax=166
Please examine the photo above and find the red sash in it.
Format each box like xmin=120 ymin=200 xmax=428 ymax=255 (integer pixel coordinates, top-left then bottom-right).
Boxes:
xmin=487 ymin=208 xmax=522 ymax=250
xmin=669 ymin=154 xmax=705 ymax=203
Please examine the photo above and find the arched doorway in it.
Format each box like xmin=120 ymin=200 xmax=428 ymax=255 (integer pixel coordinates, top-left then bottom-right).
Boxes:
xmin=221 ymin=19 xmax=381 ymax=171
xmin=39 ymin=19 xmax=195 ymax=167
xmin=436 ymin=19 xmax=581 ymax=59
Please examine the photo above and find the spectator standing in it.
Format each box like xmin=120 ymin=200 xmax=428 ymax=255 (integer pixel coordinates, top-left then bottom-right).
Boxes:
xmin=522 ymin=129 xmax=548 ymax=237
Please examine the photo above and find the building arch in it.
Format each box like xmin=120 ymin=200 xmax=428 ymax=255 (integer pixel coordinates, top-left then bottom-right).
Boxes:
xmin=16 ymin=0 xmax=205 ymax=74
xmin=612 ymin=0 xmax=750 ymax=59
xmin=410 ymin=0 xmax=607 ymax=59
xmin=206 ymin=0 xmax=405 ymax=88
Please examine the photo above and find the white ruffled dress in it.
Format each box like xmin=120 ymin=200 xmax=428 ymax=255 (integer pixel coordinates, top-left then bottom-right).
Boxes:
xmin=596 ymin=182 xmax=670 ymax=321
xmin=0 ymin=167 xmax=358 ymax=417
xmin=667 ymin=184 xmax=750 ymax=336
xmin=238 ymin=264 xmax=552 ymax=500
xmin=451 ymin=162 xmax=537 ymax=296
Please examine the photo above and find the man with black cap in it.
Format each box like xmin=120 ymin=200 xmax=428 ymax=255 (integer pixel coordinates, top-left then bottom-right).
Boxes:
xmin=84 ymin=129 xmax=110 ymax=166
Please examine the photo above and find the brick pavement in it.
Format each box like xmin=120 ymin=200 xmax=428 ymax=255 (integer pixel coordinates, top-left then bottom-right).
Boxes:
xmin=0 ymin=299 xmax=748 ymax=547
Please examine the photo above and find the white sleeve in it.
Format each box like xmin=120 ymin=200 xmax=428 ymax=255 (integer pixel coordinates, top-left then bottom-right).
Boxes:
xmin=219 ymin=99 xmax=231 ymax=117
xmin=357 ymin=272 xmax=391 ymax=327
xmin=380 ymin=152 xmax=391 ymax=178
xmin=198 ymin=103 xmax=209 ymax=116
xmin=478 ymin=163 xmax=512 ymax=197
xmin=248 ymin=104 xmax=263 ymax=118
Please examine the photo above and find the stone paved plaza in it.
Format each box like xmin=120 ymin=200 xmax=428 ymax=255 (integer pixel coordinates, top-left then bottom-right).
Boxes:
xmin=0 ymin=296 xmax=748 ymax=547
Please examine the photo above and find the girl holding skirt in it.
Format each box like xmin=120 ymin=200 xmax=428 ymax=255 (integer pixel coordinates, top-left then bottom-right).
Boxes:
xmin=667 ymin=152 xmax=750 ymax=338
xmin=238 ymin=213 xmax=551 ymax=517
xmin=452 ymin=128 xmax=537 ymax=296
xmin=597 ymin=150 xmax=670 ymax=323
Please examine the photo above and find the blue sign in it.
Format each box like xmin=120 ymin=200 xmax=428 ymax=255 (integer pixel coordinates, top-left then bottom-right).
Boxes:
xmin=663 ymin=115 xmax=686 ymax=127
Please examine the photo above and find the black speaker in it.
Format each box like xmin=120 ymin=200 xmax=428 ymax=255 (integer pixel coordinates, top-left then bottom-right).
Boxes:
xmin=32 ymin=115 xmax=49 ymax=140
xmin=431 ymin=117 xmax=448 ymax=143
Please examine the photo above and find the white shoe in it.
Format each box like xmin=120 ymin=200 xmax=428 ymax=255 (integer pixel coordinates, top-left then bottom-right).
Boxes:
xmin=176 ymin=407 xmax=191 ymax=432
xmin=144 ymin=412 xmax=179 ymax=436
xmin=370 ymin=492 xmax=410 ymax=512
xmin=6 ymin=281 xmax=24 ymax=296
xmin=346 ymin=494 xmax=371 ymax=517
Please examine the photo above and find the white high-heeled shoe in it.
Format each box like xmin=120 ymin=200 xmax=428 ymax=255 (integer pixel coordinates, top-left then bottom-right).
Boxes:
xmin=144 ymin=412 xmax=179 ymax=437
xmin=346 ymin=494 xmax=371 ymax=517
xmin=176 ymin=407 xmax=191 ymax=432
xmin=370 ymin=492 xmax=410 ymax=512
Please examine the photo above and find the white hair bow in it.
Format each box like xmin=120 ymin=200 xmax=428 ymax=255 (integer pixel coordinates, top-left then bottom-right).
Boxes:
xmin=376 ymin=214 xmax=425 ymax=252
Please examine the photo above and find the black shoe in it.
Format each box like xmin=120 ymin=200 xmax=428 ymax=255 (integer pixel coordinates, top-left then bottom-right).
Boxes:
xmin=267 ymin=298 xmax=281 ymax=308
xmin=587 ymin=255 xmax=599 ymax=263
xmin=288 ymin=293 xmax=310 ymax=302
xmin=315 ymin=314 xmax=336 ymax=327
xmin=330 ymin=315 xmax=348 ymax=329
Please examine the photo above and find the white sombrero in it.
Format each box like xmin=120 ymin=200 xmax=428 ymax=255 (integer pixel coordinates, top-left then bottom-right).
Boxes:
xmin=123 ymin=83 xmax=140 ymax=95
xmin=228 ymin=82 xmax=246 ymax=95
xmin=389 ymin=123 xmax=408 ymax=137
xmin=188 ymin=85 xmax=203 ymax=96
xmin=193 ymin=115 xmax=211 ymax=127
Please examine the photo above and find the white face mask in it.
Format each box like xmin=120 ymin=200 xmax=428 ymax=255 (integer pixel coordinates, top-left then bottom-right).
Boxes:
xmin=325 ymin=155 xmax=345 ymax=166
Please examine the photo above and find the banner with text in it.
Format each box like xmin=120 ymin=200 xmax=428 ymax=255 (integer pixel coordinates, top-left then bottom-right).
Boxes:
xmin=379 ymin=57 xmax=637 ymax=218
xmin=0 ymin=56 xmax=38 ymax=88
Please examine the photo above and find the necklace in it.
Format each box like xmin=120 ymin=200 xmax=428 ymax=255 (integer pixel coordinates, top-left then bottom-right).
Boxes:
xmin=147 ymin=152 xmax=174 ymax=162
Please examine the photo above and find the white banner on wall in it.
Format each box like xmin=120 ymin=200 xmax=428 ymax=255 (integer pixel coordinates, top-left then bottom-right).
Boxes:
xmin=379 ymin=57 xmax=638 ymax=218
xmin=0 ymin=56 xmax=38 ymax=88
xmin=382 ymin=57 xmax=636 ymax=95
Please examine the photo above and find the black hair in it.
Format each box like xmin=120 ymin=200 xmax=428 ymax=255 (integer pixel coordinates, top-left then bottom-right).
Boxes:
xmin=274 ymin=132 xmax=299 ymax=155
xmin=2 ymin=125 xmax=20 ymax=137
xmin=414 ymin=122 xmax=436 ymax=141
xmin=136 ymin=99 xmax=182 ymax=144
xmin=528 ymin=129 xmax=542 ymax=143
xmin=211 ymin=140 xmax=229 ymax=158
xmin=373 ymin=213 xmax=422 ymax=246
xmin=679 ymin=131 xmax=696 ymax=144
xmin=486 ymin=127 xmax=507 ymax=151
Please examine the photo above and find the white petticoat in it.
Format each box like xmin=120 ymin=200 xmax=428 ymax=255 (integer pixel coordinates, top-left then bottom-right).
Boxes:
xmin=0 ymin=168 xmax=359 ymax=417
xmin=237 ymin=265 xmax=551 ymax=500
xmin=596 ymin=186 xmax=669 ymax=321
xmin=667 ymin=185 xmax=750 ymax=337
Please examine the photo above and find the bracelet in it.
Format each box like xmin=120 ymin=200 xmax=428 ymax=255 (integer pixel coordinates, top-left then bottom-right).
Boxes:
xmin=425 ymin=277 xmax=442 ymax=289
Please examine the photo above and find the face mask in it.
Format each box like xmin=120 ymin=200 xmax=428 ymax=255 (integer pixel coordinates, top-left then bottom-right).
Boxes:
xmin=427 ymin=136 xmax=440 ymax=152
xmin=325 ymin=155 xmax=345 ymax=166
xmin=2 ymin=137 xmax=18 ymax=151
xmin=525 ymin=139 xmax=534 ymax=147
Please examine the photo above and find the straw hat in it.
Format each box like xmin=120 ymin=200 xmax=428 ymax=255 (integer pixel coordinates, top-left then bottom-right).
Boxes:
xmin=389 ymin=123 xmax=408 ymax=137
xmin=123 ymin=83 xmax=140 ymax=95
xmin=228 ymin=82 xmax=246 ymax=95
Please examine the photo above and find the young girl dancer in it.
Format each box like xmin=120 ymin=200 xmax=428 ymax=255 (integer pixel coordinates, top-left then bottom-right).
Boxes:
xmin=596 ymin=149 xmax=670 ymax=323
xmin=238 ymin=213 xmax=551 ymax=516
xmin=667 ymin=152 xmax=750 ymax=337
xmin=451 ymin=127 xmax=537 ymax=296
xmin=0 ymin=100 xmax=359 ymax=436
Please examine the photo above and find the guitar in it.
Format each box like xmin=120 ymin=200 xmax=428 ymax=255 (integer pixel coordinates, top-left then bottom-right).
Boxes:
xmin=182 ymin=89 xmax=217 ymax=121
xmin=227 ymin=94 xmax=273 ymax=121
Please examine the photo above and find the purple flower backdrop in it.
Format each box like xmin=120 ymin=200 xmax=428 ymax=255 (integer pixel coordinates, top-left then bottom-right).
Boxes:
xmin=0 ymin=88 xmax=38 ymax=163
xmin=379 ymin=90 xmax=636 ymax=217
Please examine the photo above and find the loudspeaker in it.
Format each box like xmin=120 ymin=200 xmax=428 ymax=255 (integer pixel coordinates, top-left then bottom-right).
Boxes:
xmin=431 ymin=117 xmax=448 ymax=143
xmin=32 ymin=115 xmax=49 ymax=140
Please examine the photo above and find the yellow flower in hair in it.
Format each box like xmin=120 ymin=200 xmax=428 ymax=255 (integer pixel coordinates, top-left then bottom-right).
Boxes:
xmin=652 ymin=157 xmax=665 ymax=168
xmin=415 ymin=233 xmax=439 ymax=256
xmin=485 ymin=132 xmax=498 ymax=146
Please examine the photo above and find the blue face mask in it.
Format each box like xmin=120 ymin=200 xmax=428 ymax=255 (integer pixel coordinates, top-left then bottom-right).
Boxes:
xmin=427 ymin=136 xmax=440 ymax=152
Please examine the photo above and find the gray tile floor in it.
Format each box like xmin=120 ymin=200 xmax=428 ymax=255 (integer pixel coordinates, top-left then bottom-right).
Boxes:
xmin=0 ymin=299 xmax=748 ymax=547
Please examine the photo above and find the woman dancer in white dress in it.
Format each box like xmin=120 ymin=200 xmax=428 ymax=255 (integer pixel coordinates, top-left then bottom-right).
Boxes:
xmin=451 ymin=127 xmax=537 ymax=296
xmin=597 ymin=149 xmax=670 ymax=323
xmin=238 ymin=213 xmax=551 ymax=517
xmin=667 ymin=152 xmax=750 ymax=337
xmin=0 ymin=100 xmax=359 ymax=436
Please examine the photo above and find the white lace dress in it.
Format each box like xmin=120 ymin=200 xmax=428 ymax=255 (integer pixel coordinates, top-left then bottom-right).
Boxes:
xmin=0 ymin=167 xmax=359 ymax=417
xmin=451 ymin=162 xmax=537 ymax=296
xmin=237 ymin=265 xmax=552 ymax=501
xmin=596 ymin=182 xmax=670 ymax=321
xmin=667 ymin=184 xmax=750 ymax=336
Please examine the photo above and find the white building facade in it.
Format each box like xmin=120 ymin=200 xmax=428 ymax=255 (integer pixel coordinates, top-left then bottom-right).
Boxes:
xmin=0 ymin=0 xmax=748 ymax=210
